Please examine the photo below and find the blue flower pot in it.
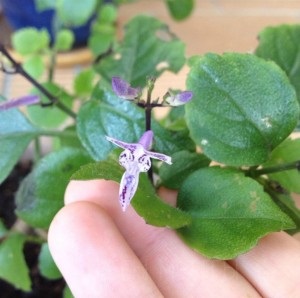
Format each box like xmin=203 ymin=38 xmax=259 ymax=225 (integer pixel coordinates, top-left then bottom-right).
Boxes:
xmin=0 ymin=0 xmax=94 ymax=47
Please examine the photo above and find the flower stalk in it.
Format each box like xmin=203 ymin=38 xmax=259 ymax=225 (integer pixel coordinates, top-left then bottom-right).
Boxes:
xmin=248 ymin=160 xmax=300 ymax=177
xmin=110 ymin=76 xmax=193 ymax=205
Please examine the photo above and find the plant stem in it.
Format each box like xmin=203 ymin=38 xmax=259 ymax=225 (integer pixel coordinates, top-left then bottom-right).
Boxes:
xmin=48 ymin=13 xmax=60 ymax=82
xmin=0 ymin=44 xmax=76 ymax=119
xmin=145 ymin=77 xmax=156 ymax=131
xmin=249 ymin=160 xmax=300 ymax=177
xmin=145 ymin=107 xmax=152 ymax=131
xmin=263 ymin=181 xmax=300 ymax=231
xmin=33 ymin=137 xmax=42 ymax=163
xmin=145 ymin=78 xmax=157 ymax=183
xmin=48 ymin=49 xmax=57 ymax=82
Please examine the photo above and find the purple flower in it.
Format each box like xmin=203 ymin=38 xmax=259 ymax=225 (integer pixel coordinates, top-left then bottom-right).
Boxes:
xmin=106 ymin=130 xmax=172 ymax=211
xmin=165 ymin=90 xmax=193 ymax=106
xmin=111 ymin=77 xmax=140 ymax=100
xmin=0 ymin=95 xmax=40 ymax=111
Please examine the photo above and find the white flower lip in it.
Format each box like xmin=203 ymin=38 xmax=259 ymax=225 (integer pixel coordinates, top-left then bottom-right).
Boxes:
xmin=106 ymin=130 xmax=172 ymax=211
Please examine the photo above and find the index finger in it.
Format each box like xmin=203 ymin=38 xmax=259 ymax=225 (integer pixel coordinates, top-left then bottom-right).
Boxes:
xmin=63 ymin=180 xmax=260 ymax=297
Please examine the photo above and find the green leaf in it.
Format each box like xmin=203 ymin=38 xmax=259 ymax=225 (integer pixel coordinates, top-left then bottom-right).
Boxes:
xmin=159 ymin=150 xmax=210 ymax=189
xmin=27 ymin=82 xmax=73 ymax=128
xmin=255 ymin=24 xmax=300 ymax=104
xmin=23 ymin=55 xmax=45 ymax=79
xmin=34 ymin=0 xmax=57 ymax=11
xmin=88 ymin=28 xmax=115 ymax=57
xmin=12 ymin=28 xmax=50 ymax=55
xmin=16 ymin=148 xmax=92 ymax=228
xmin=57 ymin=0 xmax=97 ymax=27
xmin=99 ymin=4 xmax=117 ymax=24
xmin=63 ymin=285 xmax=74 ymax=298
xmin=266 ymin=185 xmax=300 ymax=234
xmin=160 ymin=106 xmax=188 ymax=131
xmin=0 ymin=234 xmax=31 ymax=291
xmin=54 ymin=29 xmax=75 ymax=51
xmin=72 ymin=160 xmax=191 ymax=228
xmin=96 ymin=15 xmax=186 ymax=87
xmin=165 ymin=0 xmax=194 ymax=20
xmin=0 ymin=107 xmax=38 ymax=184
xmin=73 ymin=69 xmax=95 ymax=96
xmin=38 ymin=243 xmax=62 ymax=280
xmin=263 ymin=138 xmax=300 ymax=193
xmin=77 ymin=89 xmax=195 ymax=160
xmin=186 ymin=53 xmax=300 ymax=166
xmin=56 ymin=126 xmax=83 ymax=149
xmin=177 ymin=167 xmax=295 ymax=259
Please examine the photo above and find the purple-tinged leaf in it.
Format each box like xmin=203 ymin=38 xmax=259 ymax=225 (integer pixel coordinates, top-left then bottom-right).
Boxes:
xmin=0 ymin=95 xmax=39 ymax=111
xmin=111 ymin=77 xmax=140 ymax=100
xmin=165 ymin=91 xmax=193 ymax=106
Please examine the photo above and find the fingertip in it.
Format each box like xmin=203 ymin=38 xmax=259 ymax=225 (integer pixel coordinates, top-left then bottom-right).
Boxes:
xmin=64 ymin=179 xmax=119 ymax=206
xmin=48 ymin=201 xmax=161 ymax=297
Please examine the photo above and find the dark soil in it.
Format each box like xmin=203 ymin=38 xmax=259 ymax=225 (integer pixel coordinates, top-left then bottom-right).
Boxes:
xmin=0 ymin=162 xmax=65 ymax=297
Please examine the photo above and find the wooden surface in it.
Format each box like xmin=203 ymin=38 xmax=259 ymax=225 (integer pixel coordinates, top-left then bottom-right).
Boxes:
xmin=1 ymin=0 xmax=300 ymax=99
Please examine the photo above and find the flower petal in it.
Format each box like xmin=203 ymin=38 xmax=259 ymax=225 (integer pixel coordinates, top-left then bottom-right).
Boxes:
xmin=165 ymin=91 xmax=193 ymax=106
xmin=119 ymin=149 xmax=134 ymax=170
xmin=145 ymin=150 xmax=172 ymax=165
xmin=138 ymin=130 xmax=153 ymax=150
xmin=119 ymin=170 xmax=139 ymax=211
xmin=137 ymin=154 xmax=151 ymax=172
xmin=177 ymin=91 xmax=193 ymax=103
xmin=106 ymin=136 xmax=137 ymax=151
xmin=111 ymin=77 xmax=140 ymax=100
xmin=106 ymin=132 xmax=172 ymax=212
xmin=0 ymin=95 xmax=40 ymax=111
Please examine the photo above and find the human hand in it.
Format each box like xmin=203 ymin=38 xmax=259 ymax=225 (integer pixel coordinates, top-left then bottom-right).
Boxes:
xmin=48 ymin=180 xmax=300 ymax=297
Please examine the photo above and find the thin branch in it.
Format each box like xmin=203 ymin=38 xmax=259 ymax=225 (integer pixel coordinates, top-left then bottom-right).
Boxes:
xmin=93 ymin=45 xmax=114 ymax=65
xmin=0 ymin=44 xmax=76 ymax=119
xmin=248 ymin=160 xmax=300 ymax=177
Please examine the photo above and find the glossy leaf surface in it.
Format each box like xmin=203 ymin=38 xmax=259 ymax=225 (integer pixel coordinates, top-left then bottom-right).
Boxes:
xmin=255 ymin=24 xmax=300 ymax=103
xmin=96 ymin=15 xmax=185 ymax=87
xmin=16 ymin=148 xmax=91 ymax=228
xmin=186 ymin=53 xmax=299 ymax=166
xmin=159 ymin=150 xmax=210 ymax=189
xmin=177 ymin=167 xmax=295 ymax=259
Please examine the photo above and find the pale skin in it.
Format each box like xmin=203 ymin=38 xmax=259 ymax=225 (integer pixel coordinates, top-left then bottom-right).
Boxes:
xmin=48 ymin=180 xmax=300 ymax=298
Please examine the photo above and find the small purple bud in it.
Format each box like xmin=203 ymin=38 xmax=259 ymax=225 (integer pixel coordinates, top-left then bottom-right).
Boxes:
xmin=165 ymin=90 xmax=193 ymax=106
xmin=0 ymin=95 xmax=40 ymax=111
xmin=177 ymin=91 xmax=193 ymax=103
xmin=138 ymin=130 xmax=153 ymax=150
xmin=112 ymin=77 xmax=140 ymax=100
